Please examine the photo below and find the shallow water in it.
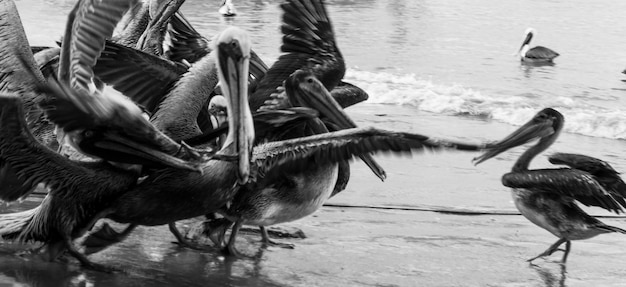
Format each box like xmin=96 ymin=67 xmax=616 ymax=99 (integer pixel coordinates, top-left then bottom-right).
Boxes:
xmin=3 ymin=0 xmax=626 ymax=286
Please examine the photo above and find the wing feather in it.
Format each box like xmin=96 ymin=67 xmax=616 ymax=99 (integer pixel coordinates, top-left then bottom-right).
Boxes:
xmin=526 ymin=46 xmax=559 ymax=60
xmin=502 ymin=169 xmax=624 ymax=213
xmin=69 ymin=0 xmax=139 ymax=92
xmin=549 ymin=152 xmax=626 ymax=208
xmin=94 ymin=40 xmax=187 ymax=112
xmin=0 ymin=94 xmax=136 ymax=202
xmin=250 ymin=0 xmax=344 ymax=111
xmin=253 ymin=127 xmax=483 ymax=179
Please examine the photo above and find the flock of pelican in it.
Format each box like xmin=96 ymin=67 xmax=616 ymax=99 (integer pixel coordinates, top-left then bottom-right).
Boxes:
xmin=0 ymin=0 xmax=624 ymax=275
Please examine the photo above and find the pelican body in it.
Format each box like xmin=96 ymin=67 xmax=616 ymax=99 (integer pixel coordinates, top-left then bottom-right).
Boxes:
xmin=88 ymin=26 xmax=253 ymax=229
xmin=474 ymin=108 xmax=626 ymax=263
xmin=219 ymin=0 xmax=236 ymax=17
xmin=518 ymin=28 xmax=559 ymax=63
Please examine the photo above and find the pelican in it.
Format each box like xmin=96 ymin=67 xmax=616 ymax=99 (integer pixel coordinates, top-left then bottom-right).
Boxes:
xmin=219 ymin=0 xmax=236 ymax=17
xmin=518 ymin=28 xmax=559 ymax=63
xmin=79 ymin=23 xmax=487 ymax=258
xmin=0 ymin=0 xmax=208 ymax=272
xmin=474 ymin=108 xmax=626 ymax=263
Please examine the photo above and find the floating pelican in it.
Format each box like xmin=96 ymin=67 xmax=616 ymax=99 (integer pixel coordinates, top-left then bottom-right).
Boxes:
xmin=219 ymin=0 xmax=236 ymax=17
xmin=474 ymin=108 xmax=626 ymax=263
xmin=518 ymin=28 xmax=559 ymax=63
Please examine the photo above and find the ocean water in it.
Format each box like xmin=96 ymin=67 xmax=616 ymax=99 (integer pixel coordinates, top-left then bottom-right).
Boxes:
xmin=18 ymin=0 xmax=626 ymax=140
xmin=5 ymin=0 xmax=626 ymax=285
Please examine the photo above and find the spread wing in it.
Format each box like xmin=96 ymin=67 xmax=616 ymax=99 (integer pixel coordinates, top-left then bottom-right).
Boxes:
xmin=94 ymin=40 xmax=187 ymax=112
xmin=36 ymin=70 xmax=202 ymax=172
xmin=502 ymin=169 xmax=625 ymax=213
xmin=249 ymin=0 xmax=344 ymax=111
xmin=253 ymin=127 xmax=483 ymax=179
xmin=549 ymin=152 xmax=626 ymax=207
xmin=0 ymin=94 xmax=137 ymax=202
xmin=67 ymin=0 xmax=139 ymax=92
xmin=165 ymin=12 xmax=211 ymax=64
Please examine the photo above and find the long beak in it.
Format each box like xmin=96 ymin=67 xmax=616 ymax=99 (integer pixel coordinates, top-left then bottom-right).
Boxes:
xmin=518 ymin=32 xmax=533 ymax=54
xmin=94 ymin=132 xmax=202 ymax=172
xmin=285 ymin=71 xmax=387 ymax=181
xmin=473 ymin=119 xmax=555 ymax=165
xmin=217 ymin=37 xmax=254 ymax=184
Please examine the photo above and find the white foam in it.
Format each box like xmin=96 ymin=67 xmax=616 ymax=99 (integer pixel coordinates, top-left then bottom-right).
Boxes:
xmin=344 ymin=68 xmax=626 ymax=140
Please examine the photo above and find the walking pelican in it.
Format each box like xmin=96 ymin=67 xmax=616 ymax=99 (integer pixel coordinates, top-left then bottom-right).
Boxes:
xmin=474 ymin=108 xmax=626 ymax=263
xmin=518 ymin=28 xmax=559 ymax=63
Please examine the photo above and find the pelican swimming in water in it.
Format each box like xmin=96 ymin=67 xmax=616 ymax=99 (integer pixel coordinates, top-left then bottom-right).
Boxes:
xmin=518 ymin=28 xmax=559 ymax=63
xmin=474 ymin=108 xmax=626 ymax=263
xmin=219 ymin=0 xmax=236 ymax=17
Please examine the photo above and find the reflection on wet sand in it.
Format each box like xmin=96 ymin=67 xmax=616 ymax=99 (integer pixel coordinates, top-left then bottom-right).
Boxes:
xmin=531 ymin=263 xmax=567 ymax=287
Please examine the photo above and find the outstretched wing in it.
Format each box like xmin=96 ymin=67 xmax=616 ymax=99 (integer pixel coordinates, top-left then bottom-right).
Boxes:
xmin=548 ymin=152 xmax=626 ymax=208
xmin=165 ymin=12 xmax=211 ymax=64
xmin=95 ymin=40 xmax=187 ymax=112
xmin=249 ymin=0 xmax=344 ymax=111
xmin=253 ymin=127 xmax=483 ymax=179
xmin=502 ymin=168 xmax=625 ymax=213
xmin=0 ymin=94 xmax=137 ymax=202
xmin=67 ymin=0 xmax=139 ymax=92
xmin=36 ymin=71 xmax=202 ymax=172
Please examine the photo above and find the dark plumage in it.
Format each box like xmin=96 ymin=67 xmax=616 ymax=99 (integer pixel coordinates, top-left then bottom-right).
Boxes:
xmin=518 ymin=28 xmax=559 ymax=63
xmin=474 ymin=108 xmax=626 ymax=263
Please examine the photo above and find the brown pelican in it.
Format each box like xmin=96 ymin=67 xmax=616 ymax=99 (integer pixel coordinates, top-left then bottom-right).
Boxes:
xmin=219 ymin=0 xmax=236 ymax=17
xmin=518 ymin=28 xmax=559 ymax=63
xmin=79 ymin=23 xmax=487 ymax=258
xmin=474 ymin=108 xmax=626 ymax=263
xmin=0 ymin=0 xmax=204 ymax=272
xmin=205 ymin=69 xmax=487 ymax=255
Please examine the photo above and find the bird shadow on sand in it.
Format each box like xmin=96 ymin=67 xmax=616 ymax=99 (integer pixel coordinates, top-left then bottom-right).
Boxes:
xmin=530 ymin=262 xmax=567 ymax=287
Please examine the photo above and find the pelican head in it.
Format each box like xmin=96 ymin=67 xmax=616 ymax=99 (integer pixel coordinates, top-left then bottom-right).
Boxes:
xmin=220 ymin=0 xmax=237 ymax=17
xmin=215 ymin=26 xmax=254 ymax=184
xmin=473 ymin=108 xmax=563 ymax=165
xmin=284 ymin=70 xmax=357 ymax=129
xmin=207 ymin=95 xmax=228 ymax=146
xmin=518 ymin=28 xmax=536 ymax=58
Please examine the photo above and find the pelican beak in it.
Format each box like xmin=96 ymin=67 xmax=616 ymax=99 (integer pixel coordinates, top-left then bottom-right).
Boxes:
xmin=285 ymin=70 xmax=357 ymax=130
xmin=217 ymin=29 xmax=254 ymax=184
xmin=473 ymin=117 xmax=555 ymax=165
xmin=518 ymin=32 xmax=533 ymax=54
xmin=93 ymin=131 xmax=202 ymax=172
xmin=284 ymin=70 xmax=388 ymax=181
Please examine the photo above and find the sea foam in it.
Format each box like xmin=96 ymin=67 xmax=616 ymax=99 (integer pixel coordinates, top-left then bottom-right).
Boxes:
xmin=344 ymin=69 xmax=626 ymax=140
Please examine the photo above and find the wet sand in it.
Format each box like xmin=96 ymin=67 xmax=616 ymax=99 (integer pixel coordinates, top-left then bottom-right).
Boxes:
xmin=2 ymin=193 xmax=626 ymax=287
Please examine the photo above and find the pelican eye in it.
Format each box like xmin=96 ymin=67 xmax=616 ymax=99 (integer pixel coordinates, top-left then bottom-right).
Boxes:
xmin=84 ymin=130 xmax=94 ymax=138
xmin=306 ymin=78 xmax=314 ymax=83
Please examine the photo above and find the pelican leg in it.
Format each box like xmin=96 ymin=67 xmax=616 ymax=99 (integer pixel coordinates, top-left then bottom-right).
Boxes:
xmin=527 ymin=238 xmax=567 ymax=263
xmin=169 ymin=223 xmax=212 ymax=251
xmin=222 ymin=219 xmax=243 ymax=257
xmin=203 ymin=218 xmax=232 ymax=248
xmin=82 ymin=223 xmax=137 ymax=255
xmin=561 ymin=240 xmax=572 ymax=263
xmin=260 ymin=226 xmax=294 ymax=249
xmin=63 ymin=236 xmax=120 ymax=273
